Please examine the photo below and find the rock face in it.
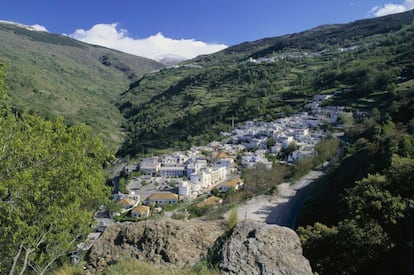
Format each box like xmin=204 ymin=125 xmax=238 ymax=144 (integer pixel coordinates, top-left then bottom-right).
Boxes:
xmin=219 ymin=220 xmax=312 ymax=275
xmin=86 ymin=219 xmax=223 ymax=271
xmin=86 ymin=219 xmax=312 ymax=274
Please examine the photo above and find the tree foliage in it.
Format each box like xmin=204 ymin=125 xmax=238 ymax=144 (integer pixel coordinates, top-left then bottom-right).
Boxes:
xmin=298 ymin=110 xmax=414 ymax=274
xmin=0 ymin=61 xmax=6 ymax=100
xmin=0 ymin=110 xmax=111 ymax=273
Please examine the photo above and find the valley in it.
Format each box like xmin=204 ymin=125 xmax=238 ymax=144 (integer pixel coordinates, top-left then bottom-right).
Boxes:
xmin=1 ymin=8 xmax=414 ymax=275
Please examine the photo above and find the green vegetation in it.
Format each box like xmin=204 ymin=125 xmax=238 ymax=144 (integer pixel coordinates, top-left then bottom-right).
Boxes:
xmin=226 ymin=206 xmax=239 ymax=232
xmin=0 ymin=60 xmax=112 ymax=274
xmin=103 ymin=256 xmax=218 ymax=275
xmin=1 ymin=9 xmax=414 ymax=274
xmin=297 ymin=100 xmax=414 ymax=274
xmin=117 ymin=10 xmax=414 ymax=157
xmin=0 ymin=22 xmax=162 ymax=152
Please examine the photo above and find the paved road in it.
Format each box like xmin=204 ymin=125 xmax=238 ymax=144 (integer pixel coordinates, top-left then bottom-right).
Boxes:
xmin=229 ymin=170 xmax=324 ymax=229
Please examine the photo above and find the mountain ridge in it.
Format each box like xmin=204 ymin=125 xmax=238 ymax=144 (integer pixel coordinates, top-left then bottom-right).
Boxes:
xmin=117 ymin=9 xmax=414 ymax=156
xmin=0 ymin=22 xmax=163 ymax=151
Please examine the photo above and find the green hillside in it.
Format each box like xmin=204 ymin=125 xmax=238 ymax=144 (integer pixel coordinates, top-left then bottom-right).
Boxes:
xmin=0 ymin=22 xmax=163 ymax=152
xmin=117 ymin=10 xmax=414 ymax=156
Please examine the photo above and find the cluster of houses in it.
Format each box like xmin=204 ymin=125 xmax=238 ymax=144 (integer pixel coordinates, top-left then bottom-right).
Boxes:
xmin=139 ymin=149 xmax=241 ymax=198
xmin=110 ymin=93 xmax=348 ymax=220
xmin=221 ymin=94 xmax=345 ymax=165
xmin=246 ymin=51 xmax=319 ymax=64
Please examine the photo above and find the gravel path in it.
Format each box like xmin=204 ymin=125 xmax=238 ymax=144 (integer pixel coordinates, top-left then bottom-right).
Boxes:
xmin=228 ymin=170 xmax=324 ymax=229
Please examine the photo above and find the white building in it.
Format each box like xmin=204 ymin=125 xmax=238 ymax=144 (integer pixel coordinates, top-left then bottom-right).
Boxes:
xmin=140 ymin=157 xmax=161 ymax=174
xmin=190 ymin=166 xmax=226 ymax=189
xmin=278 ymin=136 xmax=295 ymax=148
xmin=242 ymin=152 xmax=272 ymax=169
xmin=186 ymin=159 xmax=208 ymax=175
xmin=214 ymin=158 xmax=234 ymax=175
xmin=159 ymin=166 xmax=186 ymax=178
xmin=131 ymin=205 xmax=151 ymax=219
xmin=178 ymin=181 xmax=191 ymax=197
xmin=288 ymin=150 xmax=315 ymax=163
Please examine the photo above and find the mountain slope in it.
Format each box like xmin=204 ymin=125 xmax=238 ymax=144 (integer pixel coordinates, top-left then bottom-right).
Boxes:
xmin=117 ymin=10 xmax=414 ymax=156
xmin=0 ymin=22 xmax=163 ymax=151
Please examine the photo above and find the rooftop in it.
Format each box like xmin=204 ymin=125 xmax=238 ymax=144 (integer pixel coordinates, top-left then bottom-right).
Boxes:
xmin=222 ymin=178 xmax=241 ymax=188
xmin=131 ymin=205 xmax=150 ymax=214
xmin=197 ymin=196 xmax=223 ymax=208
xmin=147 ymin=192 xmax=179 ymax=201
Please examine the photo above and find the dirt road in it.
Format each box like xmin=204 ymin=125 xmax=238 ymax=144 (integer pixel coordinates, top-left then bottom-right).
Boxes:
xmin=229 ymin=170 xmax=324 ymax=229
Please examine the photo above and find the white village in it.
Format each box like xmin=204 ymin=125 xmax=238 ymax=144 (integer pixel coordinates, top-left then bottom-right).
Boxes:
xmin=102 ymin=93 xmax=352 ymax=226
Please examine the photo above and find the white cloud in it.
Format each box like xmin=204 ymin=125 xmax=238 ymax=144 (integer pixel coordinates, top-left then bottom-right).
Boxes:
xmin=30 ymin=24 xmax=48 ymax=32
xmin=370 ymin=0 xmax=414 ymax=17
xmin=69 ymin=23 xmax=227 ymax=61
xmin=0 ymin=20 xmax=48 ymax=32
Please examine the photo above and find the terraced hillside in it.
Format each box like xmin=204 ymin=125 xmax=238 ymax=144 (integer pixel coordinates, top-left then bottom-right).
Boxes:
xmin=117 ymin=10 xmax=414 ymax=156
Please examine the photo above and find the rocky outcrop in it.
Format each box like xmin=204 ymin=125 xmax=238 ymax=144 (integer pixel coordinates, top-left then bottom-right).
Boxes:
xmin=86 ymin=219 xmax=223 ymax=271
xmin=219 ymin=220 xmax=312 ymax=275
xmin=86 ymin=219 xmax=312 ymax=274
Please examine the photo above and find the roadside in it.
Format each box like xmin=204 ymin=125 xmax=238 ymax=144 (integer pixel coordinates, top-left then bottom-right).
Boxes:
xmin=226 ymin=170 xmax=324 ymax=229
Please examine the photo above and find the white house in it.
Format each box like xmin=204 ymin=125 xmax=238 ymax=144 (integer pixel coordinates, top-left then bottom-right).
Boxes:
xmin=140 ymin=157 xmax=161 ymax=174
xmin=131 ymin=205 xmax=151 ymax=219
xmin=186 ymin=159 xmax=208 ymax=175
xmin=278 ymin=136 xmax=295 ymax=148
xmin=218 ymin=178 xmax=243 ymax=192
xmin=144 ymin=192 xmax=179 ymax=205
xmin=116 ymin=197 xmax=139 ymax=213
xmin=288 ymin=150 xmax=314 ymax=163
xmin=214 ymin=158 xmax=234 ymax=175
xmin=178 ymin=181 xmax=191 ymax=197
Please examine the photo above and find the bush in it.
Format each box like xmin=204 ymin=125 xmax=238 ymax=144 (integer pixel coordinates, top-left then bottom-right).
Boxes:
xmin=226 ymin=206 xmax=238 ymax=232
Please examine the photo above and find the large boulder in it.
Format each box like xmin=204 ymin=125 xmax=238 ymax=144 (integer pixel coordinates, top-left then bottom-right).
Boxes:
xmin=86 ymin=218 xmax=312 ymax=274
xmin=86 ymin=219 xmax=223 ymax=271
xmin=220 ymin=220 xmax=312 ymax=275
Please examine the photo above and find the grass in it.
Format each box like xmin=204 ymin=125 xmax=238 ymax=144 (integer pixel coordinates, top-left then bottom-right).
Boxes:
xmin=0 ymin=22 xmax=162 ymax=153
xmin=396 ymin=79 xmax=414 ymax=92
xmin=104 ymin=257 xmax=219 ymax=275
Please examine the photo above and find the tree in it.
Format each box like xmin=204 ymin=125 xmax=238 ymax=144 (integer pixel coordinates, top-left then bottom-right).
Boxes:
xmin=0 ymin=62 xmax=6 ymax=100
xmin=385 ymin=154 xmax=414 ymax=199
xmin=299 ymin=219 xmax=392 ymax=275
xmin=343 ymin=174 xmax=406 ymax=228
xmin=0 ymin=112 xmax=111 ymax=274
xmin=277 ymin=142 xmax=298 ymax=160
xmin=298 ymin=222 xmax=339 ymax=274
xmin=314 ymin=138 xmax=341 ymax=165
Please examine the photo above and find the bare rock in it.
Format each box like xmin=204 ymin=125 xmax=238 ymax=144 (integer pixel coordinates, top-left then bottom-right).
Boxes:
xmin=219 ymin=220 xmax=312 ymax=275
xmin=86 ymin=219 xmax=223 ymax=271
xmin=86 ymin=219 xmax=312 ymax=274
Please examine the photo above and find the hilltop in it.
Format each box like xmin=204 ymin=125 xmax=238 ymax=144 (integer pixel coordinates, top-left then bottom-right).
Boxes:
xmin=0 ymin=22 xmax=163 ymax=151
xmin=116 ymin=9 xmax=414 ymax=156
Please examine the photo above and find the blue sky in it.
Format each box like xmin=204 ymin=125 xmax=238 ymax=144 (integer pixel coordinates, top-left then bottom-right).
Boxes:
xmin=1 ymin=0 xmax=413 ymax=60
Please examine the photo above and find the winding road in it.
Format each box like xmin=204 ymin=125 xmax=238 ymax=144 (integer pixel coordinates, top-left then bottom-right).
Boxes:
xmin=229 ymin=170 xmax=324 ymax=229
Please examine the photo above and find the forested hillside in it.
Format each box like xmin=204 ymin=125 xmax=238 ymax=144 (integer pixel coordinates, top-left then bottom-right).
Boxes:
xmin=117 ymin=9 xmax=414 ymax=156
xmin=297 ymin=85 xmax=414 ymax=274
xmin=0 ymin=22 xmax=163 ymax=151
